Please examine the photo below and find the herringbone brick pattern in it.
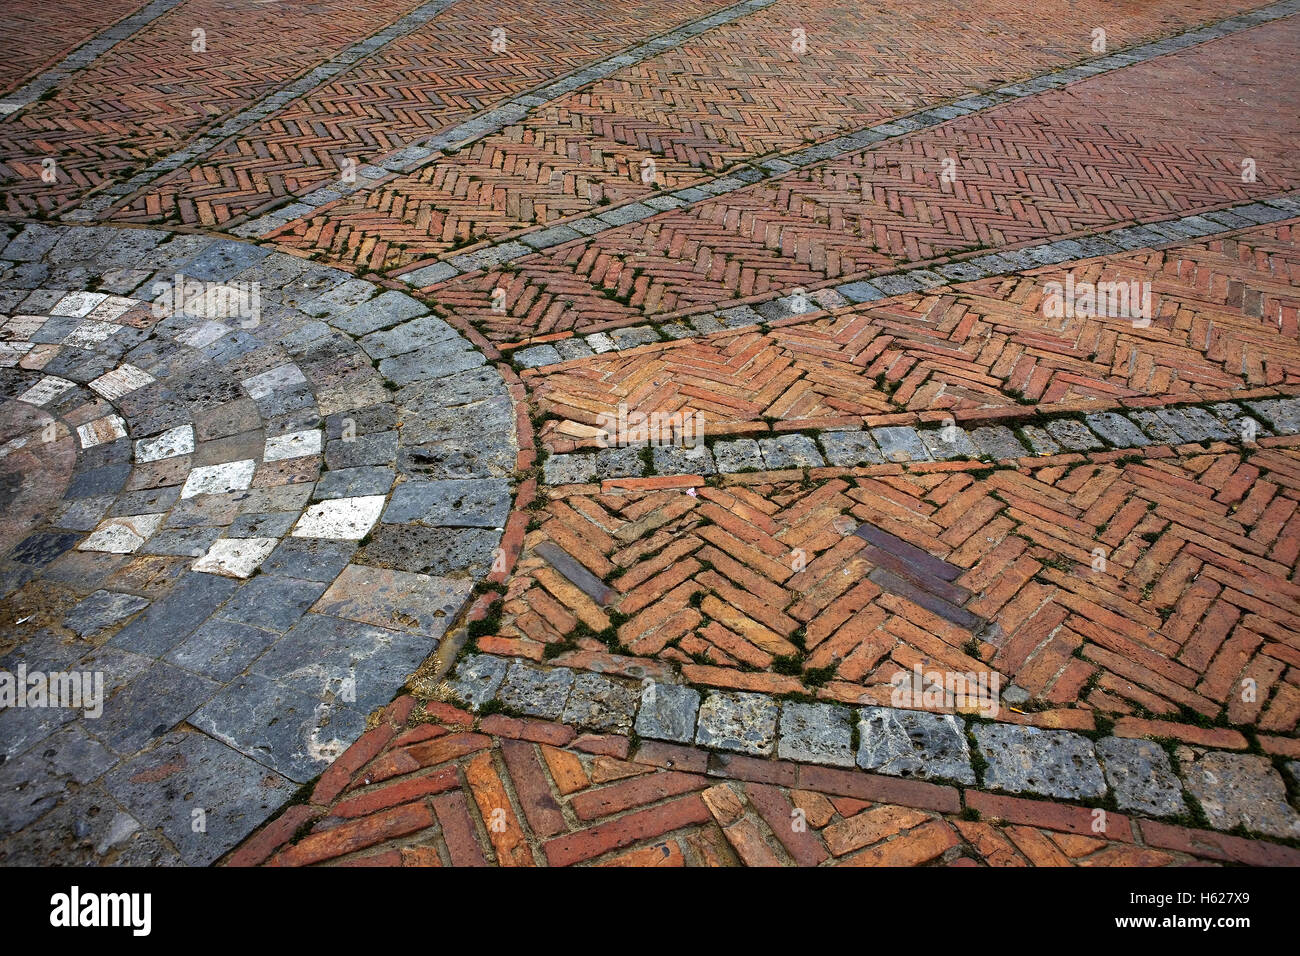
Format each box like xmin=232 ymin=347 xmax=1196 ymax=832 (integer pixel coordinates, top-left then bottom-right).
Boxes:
xmin=486 ymin=442 xmax=1300 ymax=733
xmin=0 ymin=0 xmax=145 ymax=96
xmin=268 ymin=0 xmax=1272 ymax=272
xmin=421 ymin=17 xmax=1300 ymax=345
xmin=237 ymin=699 xmax=1296 ymax=866
xmin=529 ymin=223 xmax=1300 ymax=446
xmin=0 ymin=0 xmax=427 ymax=215
xmin=106 ymin=0 xmax=735 ymax=227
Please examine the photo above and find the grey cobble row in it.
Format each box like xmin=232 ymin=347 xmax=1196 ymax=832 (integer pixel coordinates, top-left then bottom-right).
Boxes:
xmin=540 ymin=395 xmax=1298 ymax=484
xmin=447 ymin=653 xmax=1300 ymax=839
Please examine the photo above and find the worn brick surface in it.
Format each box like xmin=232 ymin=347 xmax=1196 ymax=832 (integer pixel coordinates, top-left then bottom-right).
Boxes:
xmin=241 ymin=706 xmax=1299 ymax=867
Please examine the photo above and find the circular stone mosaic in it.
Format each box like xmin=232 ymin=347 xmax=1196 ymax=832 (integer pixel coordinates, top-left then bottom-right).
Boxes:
xmin=0 ymin=222 xmax=517 ymax=864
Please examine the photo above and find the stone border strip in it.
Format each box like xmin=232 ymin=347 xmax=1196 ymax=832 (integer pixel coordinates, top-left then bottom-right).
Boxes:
xmin=65 ymin=0 xmax=469 ymax=222
xmin=192 ymin=0 xmax=786 ymax=238
xmin=394 ymin=0 xmax=1300 ymax=288
xmin=0 ymin=0 xmax=188 ymax=116
xmin=504 ymin=194 xmax=1300 ymax=368
xmin=444 ymin=654 xmax=1300 ymax=840
xmin=538 ymin=394 xmax=1300 ymax=484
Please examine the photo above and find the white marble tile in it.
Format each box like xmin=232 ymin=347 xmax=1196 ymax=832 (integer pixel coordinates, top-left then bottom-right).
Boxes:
xmin=291 ymin=495 xmax=385 ymax=539
xmin=51 ymin=291 xmax=108 ymax=318
xmin=0 ymin=342 xmax=33 ymax=366
xmin=173 ymin=320 xmax=229 ymax=349
xmin=90 ymin=364 xmax=154 ymax=400
xmin=242 ymin=363 xmax=306 ymax=400
xmin=64 ymin=320 xmax=120 ymax=349
xmin=3 ymin=315 xmax=44 ymax=337
xmin=79 ymin=513 xmax=166 ymax=553
xmin=17 ymin=375 xmax=75 ymax=406
xmin=135 ymin=424 xmax=194 ymax=463
xmin=180 ymin=459 xmax=257 ymax=498
xmin=192 ymin=537 xmax=279 ymax=578
xmin=263 ymin=428 xmax=322 ymax=462
xmin=86 ymin=295 xmax=140 ymax=323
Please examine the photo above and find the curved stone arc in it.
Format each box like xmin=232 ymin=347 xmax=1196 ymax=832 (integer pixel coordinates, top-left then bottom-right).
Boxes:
xmin=0 ymin=222 xmax=517 ymax=864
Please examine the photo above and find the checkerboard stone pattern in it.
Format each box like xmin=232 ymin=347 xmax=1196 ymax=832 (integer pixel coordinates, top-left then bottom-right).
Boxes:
xmin=0 ymin=224 xmax=517 ymax=863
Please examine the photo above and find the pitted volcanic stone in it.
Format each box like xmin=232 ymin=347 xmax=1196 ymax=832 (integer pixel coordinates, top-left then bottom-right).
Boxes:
xmin=973 ymin=724 xmax=1106 ymax=800
xmin=1096 ymin=737 xmax=1185 ymax=817
xmin=857 ymin=707 xmax=975 ymax=783
xmin=777 ymin=702 xmax=854 ymax=766
xmin=695 ymin=691 xmax=779 ymax=756
xmin=634 ymin=682 xmax=700 ymax=743
xmin=447 ymin=654 xmax=510 ymax=711
xmin=819 ymin=430 xmax=884 ymax=467
xmin=560 ymin=672 xmax=639 ymax=733
xmin=497 ymin=662 xmax=573 ymax=719
xmin=1179 ymin=750 xmax=1300 ymax=839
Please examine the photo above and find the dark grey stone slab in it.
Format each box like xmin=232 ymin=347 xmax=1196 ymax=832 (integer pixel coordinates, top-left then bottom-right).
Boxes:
xmin=634 ymin=681 xmax=699 ymax=743
xmin=313 ymin=465 xmax=395 ymax=499
xmin=260 ymin=538 xmax=355 ymax=581
xmin=331 ymin=290 xmax=424 ymax=335
xmin=164 ymin=617 xmax=280 ymax=682
xmin=62 ymin=590 xmax=150 ymax=638
xmin=216 ymin=575 xmax=328 ymax=632
xmin=857 ymin=707 xmax=975 ymax=784
xmin=973 ymin=724 xmax=1106 ymax=800
xmin=777 ymin=701 xmax=854 ymax=766
xmin=190 ymin=674 xmax=366 ymax=784
xmin=695 ymin=691 xmax=778 ymax=756
xmin=382 ymin=478 xmax=511 ymax=527
xmin=102 ymin=729 xmax=295 ymax=864
xmin=1096 ymin=737 xmax=1184 ymax=817
xmin=92 ymin=660 xmax=221 ymax=756
xmin=110 ymin=572 xmax=239 ymax=656
xmin=354 ymin=524 xmax=501 ymax=577
xmin=0 ymin=723 xmax=116 ymax=835
xmin=251 ymin=613 xmax=428 ymax=713
xmin=0 ymin=784 xmax=178 ymax=866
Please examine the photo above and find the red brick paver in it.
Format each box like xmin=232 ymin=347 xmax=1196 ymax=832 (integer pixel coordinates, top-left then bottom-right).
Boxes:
xmin=0 ymin=0 xmax=428 ymax=215
xmin=266 ymin=0 xmax=1272 ymax=273
xmin=231 ymin=699 xmax=1300 ymax=867
xmin=423 ymin=16 xmax=1300 ymax=345
xmin=105 ymin=0 xmax=736 ymax=227
xmin=530 ymin=221 xmax=1300 ymax=448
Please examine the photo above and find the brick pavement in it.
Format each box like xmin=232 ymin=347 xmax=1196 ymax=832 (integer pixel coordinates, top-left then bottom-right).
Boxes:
xmin=526 ymin=220 xmax=1300 ymax=448
xmin=418 ymin=15 xmax=1300 ymax=346
xmin=225 ymin=697 xmax=1300 ymax=866
xmin=0 ymin=0 xmax=146 ymax=97
xmin=265 ymin=0 xmax=1274 ymax=273
xmin=2 ymin=1 xmax=1299 ymax=868
xmin=103 ymin=0 xmax=738 ymax=228
xmin=0 ymin=0 xmax=430 ymax=216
